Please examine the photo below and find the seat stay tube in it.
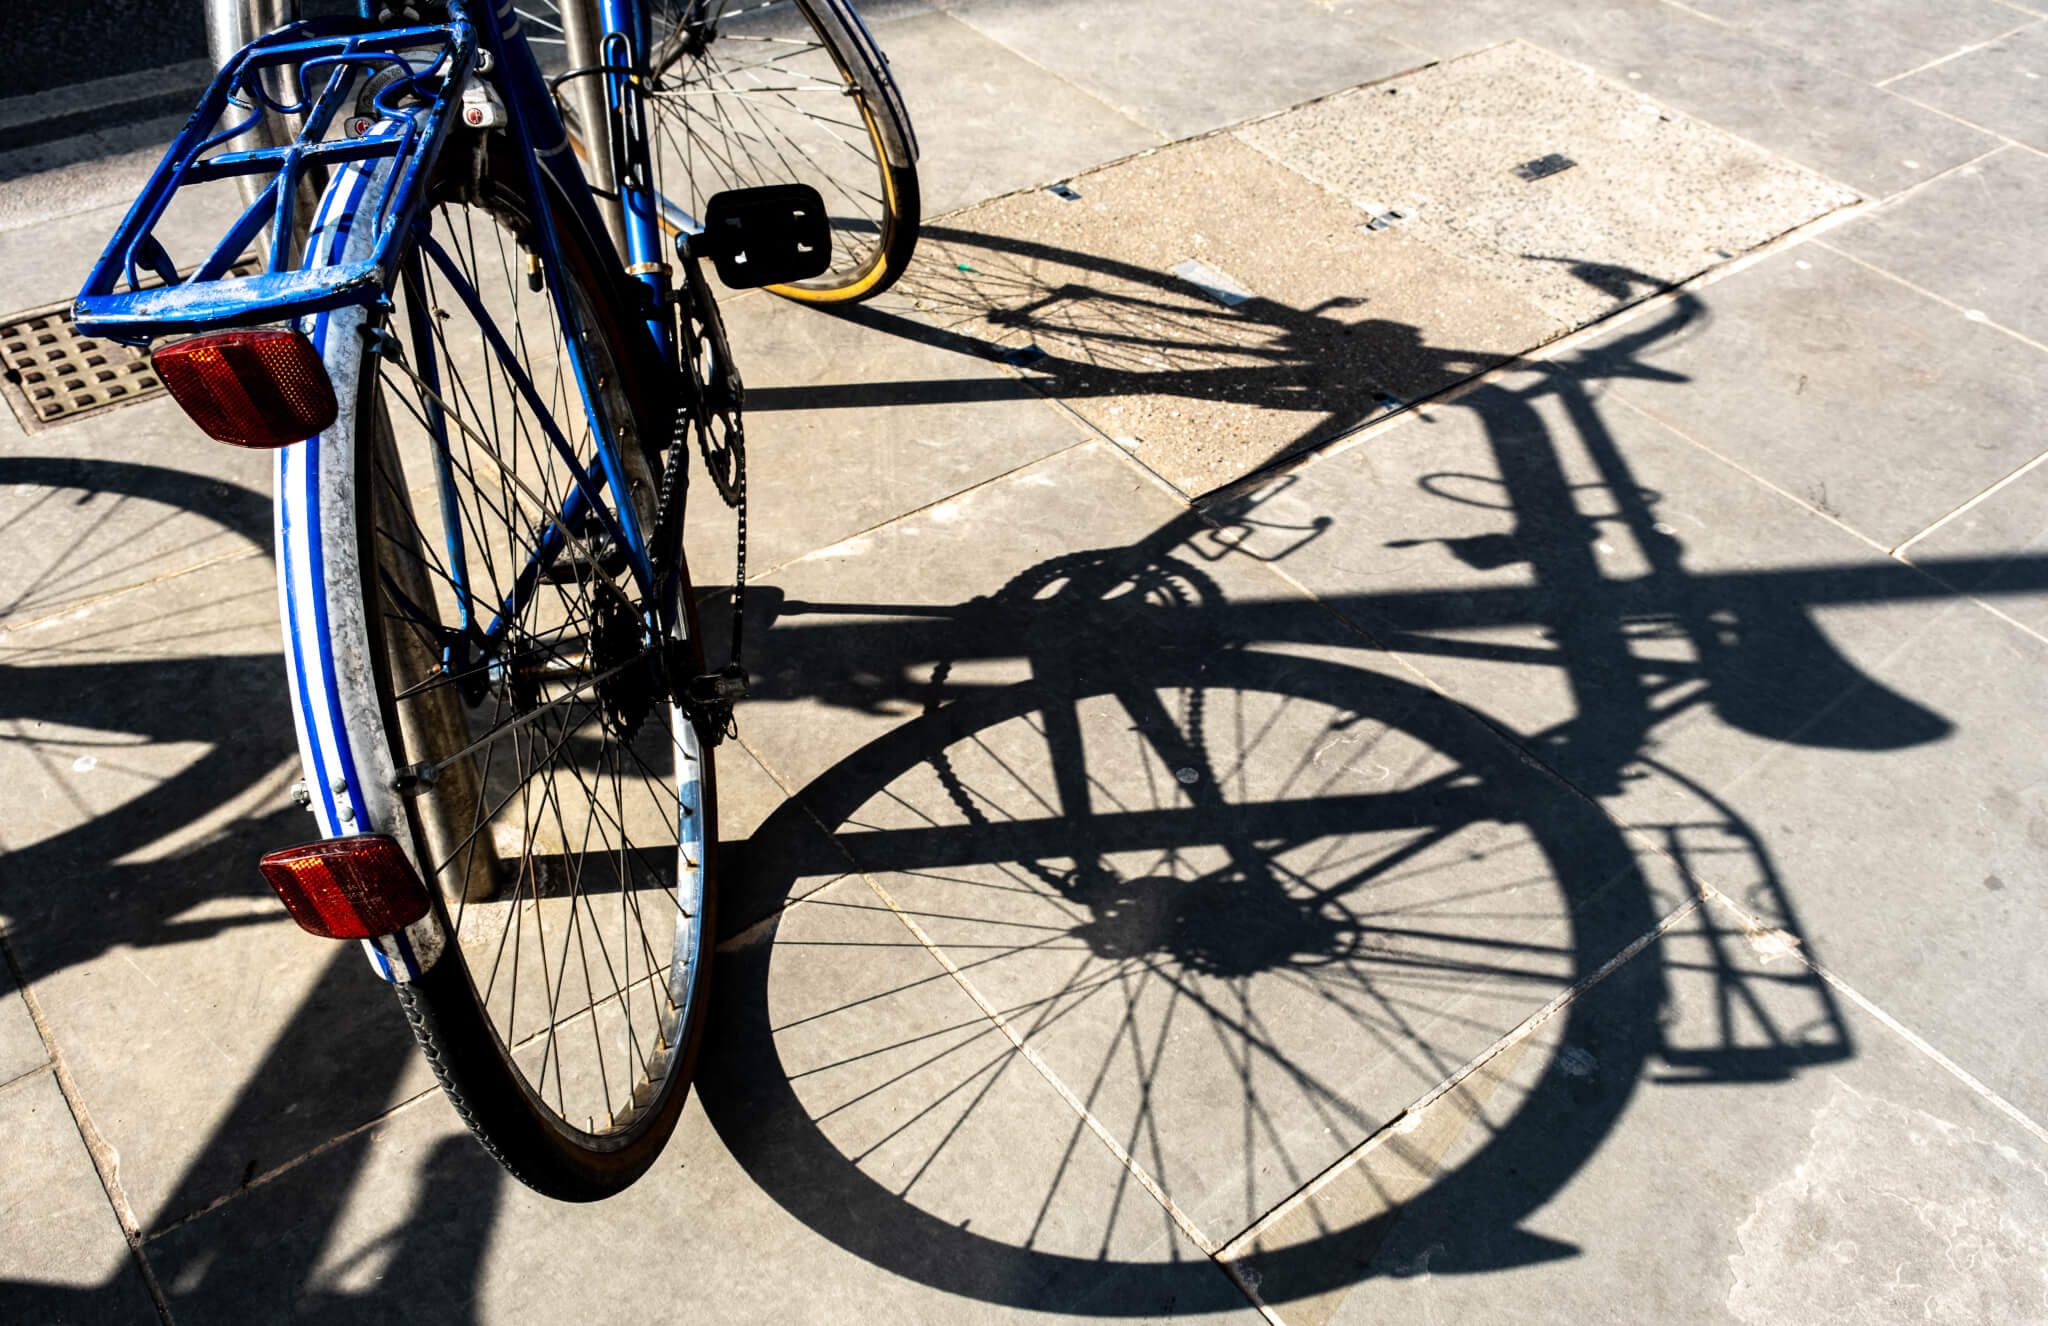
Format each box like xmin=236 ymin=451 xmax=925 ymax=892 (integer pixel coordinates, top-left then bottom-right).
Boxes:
xmin=396 ymin=251 xmax=476 ymax=647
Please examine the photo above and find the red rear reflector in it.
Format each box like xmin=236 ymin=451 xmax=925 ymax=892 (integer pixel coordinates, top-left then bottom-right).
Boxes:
xmin=258 ymin=835 xmax=433 ymax=940
xmin=152 ymin=328 xmax=338 ymax=448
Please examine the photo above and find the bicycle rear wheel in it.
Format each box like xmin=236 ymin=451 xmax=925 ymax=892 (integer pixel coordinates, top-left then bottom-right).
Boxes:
xmin=281 ymin=144 xmax=716 ymax=1200
xmin=528 ymin=0 xmax=921 ymax=302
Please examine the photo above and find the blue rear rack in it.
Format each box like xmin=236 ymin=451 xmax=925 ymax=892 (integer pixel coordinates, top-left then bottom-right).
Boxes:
xmin=74 ymin=11 xmax=476 ymax=345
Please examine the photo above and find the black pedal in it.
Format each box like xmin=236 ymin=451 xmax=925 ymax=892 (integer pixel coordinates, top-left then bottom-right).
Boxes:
xmin=691 ymin=184 xmax=832 ymax=289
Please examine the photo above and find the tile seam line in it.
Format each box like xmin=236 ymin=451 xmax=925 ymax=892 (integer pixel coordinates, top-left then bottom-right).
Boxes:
xmin=850 ymin=868 xmax=1226 ymax=1257
xmin=925 ymin=7 xmax=1171 ymax=145
xmin=1197 ymin=196 xmax=1875 ymax=508
xmin=1876 ymin=16 xmax=2047 ymax=86
xmin=0 ymin=926 xmax=176 ymax=1323
xmin=1214 ymin=895 xmax=1703 ymax=1261
xmin=1815 ymin=235 xmax=2048 ymax=355
xmin=0 ymin=545 xmax=267 ymax=638
xmin=1890 ymin=444 xmax=2048 ymax=559
xmin=1647 ymin=0 xmax=2022 ymax=166
xmin=1878 ymin=83 xmax=2040 ymax=155
xmin=749 ymin=430 xmax=1112 ymax=576
xmin=0 ymin=1058 xmax=56 ymax=1095
xmin=139 ymin=1080 xmax=451 ymax=1244
xmin=1693 ymin=885 xmax=2048 ymax=1149
xmin=907 ymin=30 xmax=1458 ymax=226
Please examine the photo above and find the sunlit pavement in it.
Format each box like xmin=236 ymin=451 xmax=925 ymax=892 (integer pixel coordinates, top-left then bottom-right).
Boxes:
xmin=5 ymin=2 xmax=2048 ymax=1322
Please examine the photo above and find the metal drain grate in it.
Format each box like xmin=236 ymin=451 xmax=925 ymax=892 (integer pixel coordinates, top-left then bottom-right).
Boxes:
xmin=0 ymin=303 xmax=160 ymax=433
xmin=0 ymin=260 xmax=259 ymax=434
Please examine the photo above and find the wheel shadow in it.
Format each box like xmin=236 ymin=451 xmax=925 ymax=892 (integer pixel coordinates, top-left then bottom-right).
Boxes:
xmin=2 ymin=236 xmax=2042 ymax=1321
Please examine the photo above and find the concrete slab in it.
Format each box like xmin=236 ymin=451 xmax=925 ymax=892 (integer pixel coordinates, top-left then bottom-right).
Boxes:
xmin=0 ymin=960 xmax=48 ymax=1090
xmin=1682 ymin=0 xmax=2033 ymax=84
xmin=1828 ymin=145 xmax=2048 ymax=343
xmin=898 ymin=133 xmax=1563 ymax=495
xmin=952 ymin=0 xmax=1432 ymax=141
xmin=0 ymin=1072 xmax=159 ymax=1323
xmin=1891 ymin=23 xmax=2048 ymax=152
xmin=1353 ymin=0 xmax=2000 ymax=199
xmin=1227 ymin=895 xmax=2048 ymax=1324
xmin=683 ymin=283 xmax=1090 ymax=587
xmin=870 ymin=9 xmax=1163 ymax=216
xmin=1237 ymin=41 xmax=1857 ymax=326
xmin=1574 ymin=243 xmax=2048 ymax=549
xmin=143 ymin=878 xmax=1262 ymax=1322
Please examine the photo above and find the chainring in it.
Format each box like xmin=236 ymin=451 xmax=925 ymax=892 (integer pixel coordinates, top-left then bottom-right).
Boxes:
xmin=676 ymin=258 xmax=744 ymax=508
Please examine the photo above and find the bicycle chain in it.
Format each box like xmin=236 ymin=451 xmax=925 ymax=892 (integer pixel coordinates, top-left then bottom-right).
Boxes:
xmin=655 ymin=261 xmax=750 ymax=738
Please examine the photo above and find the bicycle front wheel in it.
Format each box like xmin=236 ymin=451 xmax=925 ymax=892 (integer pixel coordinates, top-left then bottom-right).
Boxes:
xmin=530 ymin=0 xmax=920 ymax=302
xmin=280 ymin=145 xmax=716 ymax=1200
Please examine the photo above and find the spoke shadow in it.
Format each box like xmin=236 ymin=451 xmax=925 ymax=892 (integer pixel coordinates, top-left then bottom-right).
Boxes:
xmin=3 ymin=236 xmax=2042 ymax=1322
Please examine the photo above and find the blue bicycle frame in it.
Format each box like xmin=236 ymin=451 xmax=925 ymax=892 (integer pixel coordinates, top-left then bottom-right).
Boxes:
xmin=75 ymin=0 xmax=684 ymax=677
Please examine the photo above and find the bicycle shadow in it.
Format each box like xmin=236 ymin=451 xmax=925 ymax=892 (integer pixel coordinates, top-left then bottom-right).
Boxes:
xmin=0 ymin=240 xmax=2035 ymax=1320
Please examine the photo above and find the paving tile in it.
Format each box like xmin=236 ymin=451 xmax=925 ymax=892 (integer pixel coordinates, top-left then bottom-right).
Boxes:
xmin=1576 ymin=244 xmax=2048 ymax=549
xmin=1230 ymin=895 xmax=2048 ymax=1324
xmin=1827 ymin=146 xmax=2048 ymax=343
xmin=1682 ymin=0 xmax=2033 ymax=84
xmin=0 ymin=1072 xmax=160 ymax=1323
xmin=869 ymin=9 xmax=1163 ymax=216
xmin=0 ymin=960 xmax=48 ymax=1089
xmin=682 ymin=283 xmax=1089 ymax=588
xmin=145 ymin=878 xmax=1261 ymax=1322
xmin=1353 ymin=0 xmax=1999 ymax=198
xmin=952 ymin=0 xmax=1433 ymax=141
xmin=731 ymin=437 xmax=1686 ymax=1235
xmin=1236 ymin=41 xmax=1856 ymax=325
xmin=1903 ymin=457 xmax=2048 ymax=638
xmin=1890 ymin=23 xmax=2048 ymax=151
xmin=898 ymin=134 xmax=1563 ymax=495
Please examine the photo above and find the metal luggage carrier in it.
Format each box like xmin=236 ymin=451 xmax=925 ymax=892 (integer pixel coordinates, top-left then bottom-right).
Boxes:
xmin=74 ymin=12 xmax=477 ymax=345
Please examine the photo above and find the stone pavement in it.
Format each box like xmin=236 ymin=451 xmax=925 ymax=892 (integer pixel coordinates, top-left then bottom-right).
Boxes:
xmin=5 ymin=1 xmax=2048 ymax=1321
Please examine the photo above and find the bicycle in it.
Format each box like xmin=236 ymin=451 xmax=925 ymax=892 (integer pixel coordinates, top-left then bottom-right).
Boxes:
xmin=71 ymin=0 xmax=916 ymax=1201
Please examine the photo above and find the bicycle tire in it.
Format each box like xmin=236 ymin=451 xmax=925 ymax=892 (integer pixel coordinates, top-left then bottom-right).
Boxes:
xmin=533 ymin=0 xmax=921 ymax=302
xmin=280 ymin=139 xmax=716 ymax=1201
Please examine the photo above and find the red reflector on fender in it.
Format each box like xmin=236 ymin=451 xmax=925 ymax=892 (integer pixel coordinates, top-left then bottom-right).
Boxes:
xmin=259 ymin=835 xmax=432 ymax=940
xmin=152 ymin=328 xmax=338 ymax=448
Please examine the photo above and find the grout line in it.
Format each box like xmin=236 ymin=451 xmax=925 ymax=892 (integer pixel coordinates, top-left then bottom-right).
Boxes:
xmin=1598 ymin=391 xmax=1893 ymax=558
xmin=1877 ymin=18 xmax=2044 ymax=86
xmin=1694 ymin=885 xmax=2048 ymax=1149
xmin=1817 ymin=235 xmax=2048 ymax=355
xmin=0 ymin=545 xmax=266 ymax=639
xmin=1891 ymin=447 xmax=2048 ymax=557
xmin=852 ymin=869 xmax=1224 ymax=1256
xmin=0 ymin=1059 xmax=56 ymax=1094
xmin=0 ymin=927 xmax=176 ymax=1323
xmin=142 ymin=1082 xmax=449 ymax=1243
xmin=1216 ymin=896 xmax=1702 ymax=1260
xmin=925 ymin=8 xmax=1171 ymax=147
